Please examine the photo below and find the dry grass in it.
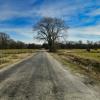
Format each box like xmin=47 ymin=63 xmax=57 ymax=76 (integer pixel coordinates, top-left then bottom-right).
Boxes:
xmin=0 ymin=49 xmax=36 ymax=69
xmin=58 ymin=49 xmax=100 ymax=71
xmin=58 ymin=49 xmax=100 ymax=61
xmin=53 ymin=49 xmax=100 ymax=81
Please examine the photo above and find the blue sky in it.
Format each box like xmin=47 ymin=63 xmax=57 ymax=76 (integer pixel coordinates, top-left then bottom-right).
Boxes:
xmin=0 ymin=0 xmax=100 ymax=43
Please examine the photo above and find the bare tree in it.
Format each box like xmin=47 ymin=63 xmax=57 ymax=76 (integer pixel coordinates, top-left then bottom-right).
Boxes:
xmin=86 ymin=40 xmax=93 ymax=52
xmin=0 ymin=32 xmax=10 ymax=49
xmin=33 ymin=17 xmax=69 ymax=52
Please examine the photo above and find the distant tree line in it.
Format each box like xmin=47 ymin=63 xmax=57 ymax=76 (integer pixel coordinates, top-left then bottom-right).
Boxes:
xmin=43 ymin=40 xmax=100 ymax=52
xmin=59 ymin=40 xmax=100 ymax=51
xmin=0 ymin=32 xmax=100 ymax=51
xmin=0 ymin=32 xmax=41 ymax=49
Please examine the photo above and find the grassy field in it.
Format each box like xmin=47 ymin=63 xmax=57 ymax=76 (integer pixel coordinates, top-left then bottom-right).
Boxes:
xmin=54 ymin=49 xmax=100 ymax=80
xmin=58 ymin=49 xmax=100 ymax=61
xmin=0 ymin=49 xmax=36 ymax=68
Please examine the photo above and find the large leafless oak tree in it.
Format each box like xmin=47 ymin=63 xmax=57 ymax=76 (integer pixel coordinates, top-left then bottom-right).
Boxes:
xmin=33 ymin=17 xmax=69 ymax=52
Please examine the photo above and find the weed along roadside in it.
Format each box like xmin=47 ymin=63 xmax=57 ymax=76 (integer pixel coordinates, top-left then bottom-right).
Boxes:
xmin=64 ymin=53 xmax=100 ymax=72
xmin=52 ymin=49 xmax=100 ymax=81
xmin=0 ymin=49 xmax=37 ymax=69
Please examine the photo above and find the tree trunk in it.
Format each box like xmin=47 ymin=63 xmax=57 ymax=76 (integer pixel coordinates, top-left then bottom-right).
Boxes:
xmin=48 ymin=39 xmax=57 ymax=52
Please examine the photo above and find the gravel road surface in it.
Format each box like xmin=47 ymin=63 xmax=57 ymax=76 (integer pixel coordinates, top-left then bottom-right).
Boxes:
xmin=0 ymin=51 xmax=99 ymax=100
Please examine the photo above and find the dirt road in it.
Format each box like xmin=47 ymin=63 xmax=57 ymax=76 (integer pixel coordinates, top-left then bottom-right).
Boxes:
xmin=0 ymin=51 xmax=99 ymax=100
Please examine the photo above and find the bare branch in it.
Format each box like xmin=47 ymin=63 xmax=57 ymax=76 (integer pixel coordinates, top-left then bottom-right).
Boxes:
xmin=33 ymin=17 xmax=69 ymax=52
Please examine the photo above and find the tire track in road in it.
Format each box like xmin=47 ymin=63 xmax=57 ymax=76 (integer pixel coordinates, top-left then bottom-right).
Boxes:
xmin=0 ymin=55 xmax=36 ymax=100
xmin=25 ymin=52 xmax=57 ymax=100
xmin=46 ymin=55 xmax=65 ymax=100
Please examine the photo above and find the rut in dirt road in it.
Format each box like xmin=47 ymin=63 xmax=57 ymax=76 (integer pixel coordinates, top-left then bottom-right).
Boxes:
xmin=0 ymin=51 xmax=99 ymax=100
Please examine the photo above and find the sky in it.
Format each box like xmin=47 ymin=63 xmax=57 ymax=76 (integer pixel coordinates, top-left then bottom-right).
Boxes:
xmin=0 ymin=0 xmax=100 ymax=43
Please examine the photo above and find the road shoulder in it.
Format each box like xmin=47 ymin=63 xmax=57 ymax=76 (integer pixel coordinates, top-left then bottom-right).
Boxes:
xmin=0 ymin=53 xmax=36 ymax=73
xmin=50 ymin=52 xmax=100 ymax=95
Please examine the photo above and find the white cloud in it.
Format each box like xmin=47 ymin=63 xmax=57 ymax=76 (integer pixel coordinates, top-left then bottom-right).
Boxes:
xmin=0 ymin=0 xmax=97 ymax=23
xmin=0 ymin=24 xmax=99 ymax=43
xmin=88 ymin=8 xmax=100 ymax=16
xmin=0 ymin=27 xmax=44 ymax=44
xmin=66 ymin=25 xmax=100 ymax=42
xmin=0 ymin=0 xmax=99 ymax=43
xmin=0 ymin=1 xmax=35 ymax=21
xmin=0 ymin=27 xmax=33 ymax=43
xmin=35 ymin=2 xmax=81 ymax=18
xmin=35 ymin=0 xmax=95 ymax=17
xmin=0 ymin=9 xmax=34 ymax=21
xmin=68 ymin=25 xmax=100 ymax=36
xmin=0 ymin=27 xmax=33 ymax=37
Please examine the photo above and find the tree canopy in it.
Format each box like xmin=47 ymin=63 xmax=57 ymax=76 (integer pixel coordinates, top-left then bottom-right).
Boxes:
xmin=33 ymin=17 xmax=69 ymax=52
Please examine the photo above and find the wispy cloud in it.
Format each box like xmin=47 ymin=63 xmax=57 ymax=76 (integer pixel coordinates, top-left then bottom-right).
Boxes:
xmin=0 ymin=27 xmax=33 ymax=38
xmin=0 ymin=0 xmax=100 ymax=43
xmin=67 ymin=24 xmax=100 ymax=41
xmin=68 ymin=25 xmax=100 ymax=36
xmin=88 ymin=8 xmax=100 ymax=16
xmin=0 ymin=27 xmax=41 ymax=43
xmin=0 ymin=0 xmax=37 ymax=21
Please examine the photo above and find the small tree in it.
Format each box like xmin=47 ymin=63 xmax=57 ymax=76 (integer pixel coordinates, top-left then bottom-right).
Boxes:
xmin=0 ymin=32 xmax=10 ymax=49
xmin=86 ymin=40 xmax=92 ymax=52
xmin=33 ymin=17 xmax=68 ymax=52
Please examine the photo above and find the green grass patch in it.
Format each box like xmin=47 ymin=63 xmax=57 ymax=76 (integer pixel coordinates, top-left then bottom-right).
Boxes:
xmin=59 ymin=49 xmax=100 ymax=61
xmin=57 ymin=49 xmax=100 ymax=72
